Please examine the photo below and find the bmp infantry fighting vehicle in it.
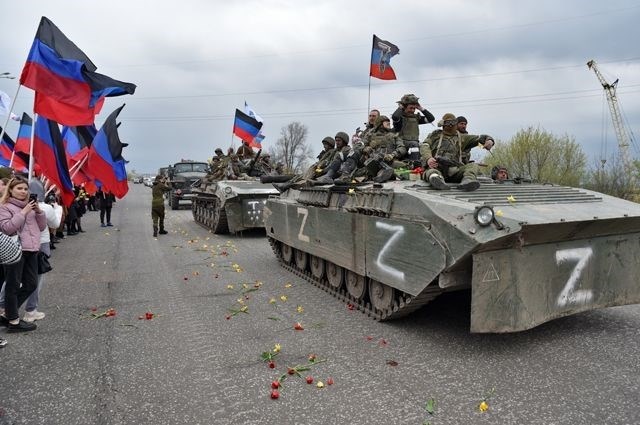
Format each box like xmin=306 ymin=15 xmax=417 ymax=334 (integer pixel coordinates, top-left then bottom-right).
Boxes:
xmin=166 ymin=160 xmax=209 ymax=210
xmin=191 ymin=152 xmax=282 ymax=234
xmin=265 ymin=179 xmax=640 ymax=333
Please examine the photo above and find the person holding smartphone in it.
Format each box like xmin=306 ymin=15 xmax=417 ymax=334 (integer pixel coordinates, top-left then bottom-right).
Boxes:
xmin=0 ymin=177 xmax=47 ymax=332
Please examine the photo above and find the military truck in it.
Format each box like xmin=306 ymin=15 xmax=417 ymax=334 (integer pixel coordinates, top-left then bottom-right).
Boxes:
xmin=166 ymin=160 xmax=209 ymax=210
xmin=264 ymin=179 xmax=640 ymax=333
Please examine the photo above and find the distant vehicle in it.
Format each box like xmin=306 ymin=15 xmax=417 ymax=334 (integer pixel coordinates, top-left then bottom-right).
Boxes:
xmin=143 ymin=177 xmax=153 ymax=187
xmin=132 ymin=176 xmax=144 ymax=184
xmin=167 ymin=160 xmax=209 ymax=210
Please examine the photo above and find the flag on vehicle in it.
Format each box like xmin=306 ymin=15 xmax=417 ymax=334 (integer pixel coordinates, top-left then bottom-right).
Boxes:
xmin=86 ymin=105 xmax=129 ymax=198
xmin=32 ymin=115 xmax=75 ymax=206
xmin=233 ymin=109 xmax=263 ymax=148
xmin=370 ymin=35 xmax=399 ymax=80
xmin=244 ymin=101 xmax=264 ymax=123
xmin=19 ymin=16 xmax=136 ymax=125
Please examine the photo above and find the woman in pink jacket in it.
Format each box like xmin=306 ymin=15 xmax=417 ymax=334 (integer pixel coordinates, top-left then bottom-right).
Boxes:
xmin=0 ymin=177 xmax=47 ymax=332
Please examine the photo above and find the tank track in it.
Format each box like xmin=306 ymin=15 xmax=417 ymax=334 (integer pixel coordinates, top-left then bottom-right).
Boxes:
xmin=268 ymin=237 xmax=442 ymax=321
xmin=192 ymin=195 xmax=228 ymax=234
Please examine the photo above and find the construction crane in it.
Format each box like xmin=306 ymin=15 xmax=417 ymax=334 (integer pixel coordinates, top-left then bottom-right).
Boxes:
xmin=587 ymin=59 xmax=636 ymax=183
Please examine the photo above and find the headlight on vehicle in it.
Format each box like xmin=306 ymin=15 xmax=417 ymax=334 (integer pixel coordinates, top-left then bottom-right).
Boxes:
xmin=224 ymin=187 xmax=232 ymax=194
xmin=474 ymin=206 xmax=494 ymax=227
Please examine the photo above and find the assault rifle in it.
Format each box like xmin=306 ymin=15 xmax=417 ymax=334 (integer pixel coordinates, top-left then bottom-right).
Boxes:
xmin=246 ymin=149 xmax=262 ymax=177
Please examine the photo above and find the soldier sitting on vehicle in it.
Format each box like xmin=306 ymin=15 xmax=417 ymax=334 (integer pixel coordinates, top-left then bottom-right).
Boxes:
xmin=316 ymin=132 xmax=359 ymax=184
xmin=273 ymin=136 xmax=337 ymax=192
xmin=420 ymin=113 xmax=495 ymax=191
xmin=356 ymin=115 xmax=407 ymax=183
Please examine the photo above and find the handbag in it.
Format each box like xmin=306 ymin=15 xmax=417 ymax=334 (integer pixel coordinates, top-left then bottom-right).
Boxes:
xmin=0 ymin=233 xmax=22 ymax=265
xmin=37 ymin=251 xmax=53 ymax=274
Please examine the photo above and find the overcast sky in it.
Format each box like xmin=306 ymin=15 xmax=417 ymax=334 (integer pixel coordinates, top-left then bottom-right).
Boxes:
xmin=1 ymin=0 xmax=639 ymax=174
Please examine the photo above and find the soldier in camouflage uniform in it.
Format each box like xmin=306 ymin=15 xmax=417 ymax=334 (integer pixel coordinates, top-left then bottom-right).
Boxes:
xmin=273 ymin=137 xmax=337 ymax=192
xmin=317 ymin=132 xmax=358 ymax=183
xmin=456 ymin=116 xmax=473 ymax=164
xmin=391 ymin=94 xmax=435 ymax=165
xmin=151 ymin=175 xmax=171 ymax=237
xmin=357 ymin=115 xmax=407 ymax=182
xmin=420 ymin=113 xmax=494 ymax=191
xmin=353 ymin=109 xmax=380 ymax=146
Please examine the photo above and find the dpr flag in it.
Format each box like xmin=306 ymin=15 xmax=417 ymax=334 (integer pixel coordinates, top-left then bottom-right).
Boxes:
xmin=233 ymin=109 xmax=263 ymax=147
xmin=370 ymin=35 xmax=400 ymax=80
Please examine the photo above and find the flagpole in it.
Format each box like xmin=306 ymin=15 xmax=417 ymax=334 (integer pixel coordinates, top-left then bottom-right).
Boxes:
xmin=28 ymin=112 xmax=37 ymax=183
xmin=0 ymin=84 xmax=21 ymax=147
xmin=367 ymin=75 xmax=371 ymax=117
xmin=69 ymin=154 xmax=89 ymax=178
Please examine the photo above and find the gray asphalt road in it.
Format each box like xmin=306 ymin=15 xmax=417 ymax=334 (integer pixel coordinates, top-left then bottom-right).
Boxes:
xmin=1 ymin=184 xmax=639 ymax=425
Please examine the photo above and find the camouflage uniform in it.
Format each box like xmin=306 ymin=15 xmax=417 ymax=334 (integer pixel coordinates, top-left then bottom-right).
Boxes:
xmin=357 ymin=116 xmax=407 ymax=181
xmin=151 ymin=176 xmax=171 ymax=236
xmin=391 ymin=94 xmax=435 ymax=164
xmin=420 ymin=124 xmax=493 ymax=189
xmin=317 ymin=132 xmax=358 ymax=183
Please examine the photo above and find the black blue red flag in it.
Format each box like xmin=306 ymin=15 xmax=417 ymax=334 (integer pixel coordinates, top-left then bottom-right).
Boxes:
xmin=20 ymin=17 xmax=136 ymax=125
xmin=32 ymin=116 xmax=75 ymax=206
xmin=370 ymin=35 xmax=400 ymax=80
xmin=86 ymin=105 xmax=129 ymax=198
xmin=0 ymin=125 xmax=17 ymax=168
xmin=233 ymin=109 xmax=263 ymax=148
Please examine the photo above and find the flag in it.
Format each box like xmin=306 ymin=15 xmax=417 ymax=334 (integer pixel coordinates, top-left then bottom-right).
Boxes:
xmin=233 ymin=109 xmax=263 ymax=148
xmin=20 ymin=17 xmax=136 ymax=125
xmin=0 ymin=125 xmax=16 ymax=167
xmin=0 ymin=91 xmax=19 ymax=122
xmin=244 ymin=101 xmax=264 ymax=123
xmin=32 ymin=116 xmax=75 ymax=206
xmin=62 ymin=124 xmax=96 ymax=185
xmin=86 ymin=105 xmax=129 ymax=198
xmin=253 ymin=132 xmax=265 ymax=149
xmin=14 ymin=113 xmax=33 ymax=155
xmin=370 ymin=35 xmax=399 ymax=80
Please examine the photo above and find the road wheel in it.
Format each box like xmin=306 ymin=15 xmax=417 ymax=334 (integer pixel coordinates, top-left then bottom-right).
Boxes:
xmin=281 ymin=243 xmax=293 ymax=264
xmin=310 ymin=255 xmax=325 ymax=279
xmin=211 ymin=196 xmax=229 ymax=234
xmin=345 ymin=271 xmax=366 ymax=300
xmin=326 ymin=262 xmax=344 ymax=289
xmin=369 ymin=279 xmax=395 ymax=313
xmin=170 ymin=196 xmax=179 ymax=210
xmin=294 ymin=249 xmax=308 ymax=271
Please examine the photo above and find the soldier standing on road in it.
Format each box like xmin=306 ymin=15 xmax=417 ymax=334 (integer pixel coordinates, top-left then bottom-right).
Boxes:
xmin=392 ymin=94 xmax=435 ymax=165
xmin=151 ymin=175 xmax=171 ymax=237
xmin=420 ymin=113 xmax=494 ymax=191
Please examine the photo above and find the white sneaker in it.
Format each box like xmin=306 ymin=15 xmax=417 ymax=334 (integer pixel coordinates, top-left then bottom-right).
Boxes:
xmin=23 ymin=310 xmax=45 ymax=322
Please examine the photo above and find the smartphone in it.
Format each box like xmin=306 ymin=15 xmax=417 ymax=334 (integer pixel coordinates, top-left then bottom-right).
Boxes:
xmin=29 ymin=193 xmax=38 ymax=203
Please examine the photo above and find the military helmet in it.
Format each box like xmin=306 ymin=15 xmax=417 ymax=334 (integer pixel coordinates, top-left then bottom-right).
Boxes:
xmin=335 ymin=132 xmax=350 ymax=144
xmin=398 ymin=94 xmax=420 ymax=105
xmin=437 ymin=113 xmax=457 ymax=127
xmin=373 ymin=115 xmax=391 ymax=130
xmin=322 ymin=136 xmax=336 ymax=148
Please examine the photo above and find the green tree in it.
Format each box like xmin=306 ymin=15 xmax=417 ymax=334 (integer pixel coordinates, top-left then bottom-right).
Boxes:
xmin=584 ymin=156 xmax=639 ymax=201
xmin=486 ymin=127 xmax=586 ymax=186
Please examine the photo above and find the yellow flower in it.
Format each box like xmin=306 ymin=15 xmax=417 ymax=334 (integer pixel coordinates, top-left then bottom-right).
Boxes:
xmin=226 ymin=284 xmax=234 ymax=290
xmin=237 ymin=298 xmax=245 ymax=304
xmin=479 ymin=401 xmax=489 ymax=412
xmin=315 ymin=168 xmax=323 ymax=173
xmin=269 ymin=298 xmax=277 ymax=304
xmin=348 ymin=188 xmax=355 ymax=195
xmin=296 ymin=305 xmax=304 ymax=313
xmin=240 ymin=305 xmax=248 ymax=312
xmin=284 ymin=282 xmax=292 ymax=288
xmin=232 ymin=263 xmax=240 ymax=269
xmin=316 ymin=381 xmax=324 ymax=388
xmin=273 ymin=343 xmax=281 ymax=353
xmin=495 ymin=209 xmax=503 ymax=217
xmin=280 ymin=295 xmax=288 ymax=302
xmin=506 ymin=195 xmax=516 ymax=203
xmin=242 ymin=283 xmax=249 ymax=289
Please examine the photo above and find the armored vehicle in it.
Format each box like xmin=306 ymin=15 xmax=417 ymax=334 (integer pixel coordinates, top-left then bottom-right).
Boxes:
xmin=192 ymin=179 xmax=280 ymax=234
xmin=167 ymin=161 xmax=208 ymax=210
xmin=265 ymin=179 xmax=640 ymax=333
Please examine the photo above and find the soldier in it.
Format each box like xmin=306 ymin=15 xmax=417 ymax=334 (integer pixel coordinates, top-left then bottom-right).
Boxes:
xmin=359 ymin=115 xmax=407 ymax=182
xmin=420 ymin=113 xmax=494 ymax=191
xmin=456 ymin=116 xmax=474 ymax=164
xmin=273 ymin=136 xmax=336 ymax=192
xmin=151 ymin=175 xmax=171 ymax=237
xmin=318 ymin=132 xmax=359 ymax=183
xmin=391 ymin=94 xmax=435 ymax=165
xmin=236 ymin=141 xmax=254 ymax=159
xmin=353 ymin=109 xmax=380 ymax=145
xmin=491 ymin=165 xmax=509 ymax=182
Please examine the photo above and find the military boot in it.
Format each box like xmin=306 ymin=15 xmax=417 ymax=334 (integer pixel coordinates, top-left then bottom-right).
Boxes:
xmin=153 ymin=226 xmax=158 ymax=237
xmin=315 ymin=169 xmax=336 ymax=184
xmin=373 ymin=168 xmax=395 ymax=183
xmin=457 ymin=178 xmax=480 ymax=191
xmin=428 ymin=174 xmax=450 ymax=190
xmin=159 ymin=227 xmax=168 ymax=235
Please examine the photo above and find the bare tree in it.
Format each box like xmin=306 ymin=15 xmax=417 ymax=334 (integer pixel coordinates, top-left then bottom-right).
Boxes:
xmin=269 ymin=122 xmax=312 ymax=173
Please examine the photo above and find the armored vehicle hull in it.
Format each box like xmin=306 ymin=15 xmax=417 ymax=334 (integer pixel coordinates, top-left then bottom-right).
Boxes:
xmin=265 ymin=180 xmax=640 ymax=333
xmin=192 ymin=180 xmax=279 ymax=234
